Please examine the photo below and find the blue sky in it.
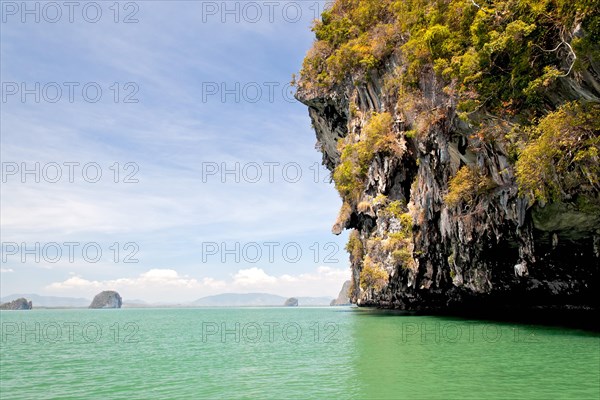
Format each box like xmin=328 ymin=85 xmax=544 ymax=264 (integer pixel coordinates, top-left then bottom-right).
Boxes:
xmin=0 ymin=1 xmax=350 ymax=302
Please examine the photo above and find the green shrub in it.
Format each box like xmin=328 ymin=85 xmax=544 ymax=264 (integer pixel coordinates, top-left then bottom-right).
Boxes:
xmin=299 ymin=0 xmax=599 ymax=119
xmin=515 ymin=101 xmax=600 ymax=202
xmin=381 ymin=200 xmax=405 ymax=220
xmin=391 ymin=248 xmax=416 ymax=268
xmin=333 ymin=112 xmax=403 ymax=202
xmin=445 ymin=165 xmax=495 ymax=208
xmin=334 ymin=201 xmax=353 ymax=230
xmin=333 ymin=142 xmax=368 ymax=201
xmin=346 ymin=229 xmax=364 ymax=262
xmin=359 ymin=255 xmax=388 ymax=291
xmin=373 ymin=193 xmax=389 ymax=207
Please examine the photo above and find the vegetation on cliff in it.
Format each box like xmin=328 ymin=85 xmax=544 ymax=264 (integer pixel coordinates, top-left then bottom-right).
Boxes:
xmin=298 ymin=0 xmax=599 ymax=299
xmin=300 ymin=0 xmax=599 ymax=205
xmin=514 ymin=101 xmax=600 ymax=202
xmin=334 ymin=112 xmax=404 ymax=202
xmin=301 ymin=0 xmax=597 ymax=112
xmin=445 ymin=165 xmax=495 ymax=207
xmin=360 ymin=255 xmax=388 ymax=292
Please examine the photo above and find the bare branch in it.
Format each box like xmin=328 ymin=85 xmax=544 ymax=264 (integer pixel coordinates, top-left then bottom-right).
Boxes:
xmin=561 ymin=41 xmax=576 ymax=77
xmin=533 ymin=41 xmax=577 ymax=77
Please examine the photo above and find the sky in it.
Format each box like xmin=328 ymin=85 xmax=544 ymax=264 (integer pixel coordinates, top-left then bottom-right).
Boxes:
xmin=0 ymin=0 xmax=350 ymax=302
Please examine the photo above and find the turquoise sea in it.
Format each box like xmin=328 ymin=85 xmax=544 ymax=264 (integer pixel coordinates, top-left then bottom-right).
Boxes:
xmin=1 ymin=308 xmax=599 ymax=399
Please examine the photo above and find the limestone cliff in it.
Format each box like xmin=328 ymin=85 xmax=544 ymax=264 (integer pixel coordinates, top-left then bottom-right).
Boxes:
xmin=296 ymin=0 xmax=599 ymax=312
xmin=330 ymin=280 xmax=352 ymax=306
xmin=89 ymin=291 xmax=122 ymax=309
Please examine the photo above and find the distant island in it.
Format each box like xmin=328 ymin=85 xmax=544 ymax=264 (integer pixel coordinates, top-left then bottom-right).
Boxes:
xmin=0 ymin=297 xmax=32 ymax=310
xmin=1 ymin=292 xmax=336 ymax=308
xmin=191 ymin=293 xmax=332 ymax=307
xmin=330 ymin=281 xmax=352 ymax=306
xmin=1 ymin=293 xmax=90 ymax=308
xmin=284 ymin=297 xmax=299 ymax=307
xmin=89 ymin=291 xmax=122 ymax=309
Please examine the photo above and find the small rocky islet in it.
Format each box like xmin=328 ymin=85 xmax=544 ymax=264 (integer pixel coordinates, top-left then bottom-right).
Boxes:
xmin=284 ymin=297 xmax=299 ymax=307
xmin=0 ymin=298 xmax=33 ymax=310
xmin=89 ymin=291 xmax=122 ymax=309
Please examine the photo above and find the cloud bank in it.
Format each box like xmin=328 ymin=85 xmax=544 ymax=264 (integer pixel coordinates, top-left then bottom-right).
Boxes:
xmin=46 ymin=266 xmax=349 ymax=302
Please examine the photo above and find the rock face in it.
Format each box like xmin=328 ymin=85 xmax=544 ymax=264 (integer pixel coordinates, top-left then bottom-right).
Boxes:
xmin=0 ymin=298 xmax=32 ymax=310
xmin=330 ymin=281 xmax=352 ymax=306
xmin=296 ymin=3 xmax=599 ymax=313
xmin=89 ymin=291 xmax=122 ymax=309
xmin=284 ymin=297 xmax=299 ymax=307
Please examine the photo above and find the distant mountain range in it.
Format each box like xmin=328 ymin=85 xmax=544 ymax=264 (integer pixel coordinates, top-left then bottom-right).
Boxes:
xmin=191 ymin=293 xmax=333 ymax=307
xmin=1 ymin=293 xmax=334 ymax=308
xmin=0 ymin=293 xmax=90 ymax=308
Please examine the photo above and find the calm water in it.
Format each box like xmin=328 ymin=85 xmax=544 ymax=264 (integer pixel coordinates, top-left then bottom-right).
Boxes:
xmin=1 ymin=308 xmax=599 ymax=399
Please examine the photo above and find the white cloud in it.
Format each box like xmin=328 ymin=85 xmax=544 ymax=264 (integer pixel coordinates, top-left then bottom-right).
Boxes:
xmin=0 ymin=268 xmax=14 ymax=273
xmin=232 ymin=267 xmax=277 ymax=286
xmin=47 ymin=268 xmax=224 ymax=290
xmin=45 ymin=266 xmax=349 ymax=302
xmin=48 ymin=276 xmax=103 ymax=289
